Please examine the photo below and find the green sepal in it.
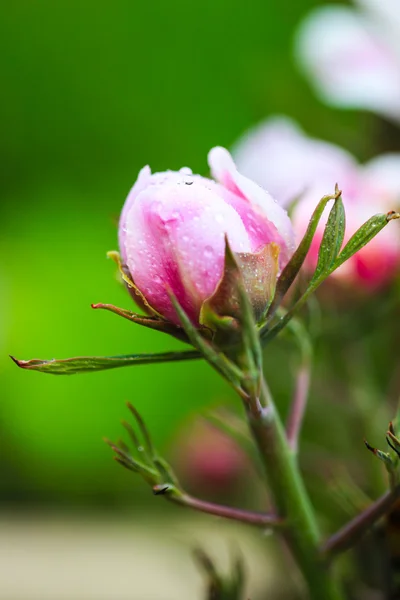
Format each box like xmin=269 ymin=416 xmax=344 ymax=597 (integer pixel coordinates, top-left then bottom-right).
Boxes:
xmin=10 ymin=349 xmax=201 ymax=375
xmin=91 ymin=302 xmax=191 ymax=343
xmin=201 ymin=239 xmax=280 ymax=329
xmin=107 ymin=250 xmax=162 ymax=318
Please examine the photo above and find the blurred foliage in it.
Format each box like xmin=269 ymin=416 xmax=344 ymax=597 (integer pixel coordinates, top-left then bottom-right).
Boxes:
xmin=1 ymin=0 xmax=398 ymax=510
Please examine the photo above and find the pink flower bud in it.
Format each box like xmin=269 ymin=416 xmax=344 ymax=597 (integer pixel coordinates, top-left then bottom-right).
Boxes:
xmin=118 ymin=148 xmax=294 ymax=324
xmin=172 ymin=419 xmax=247 ymax=494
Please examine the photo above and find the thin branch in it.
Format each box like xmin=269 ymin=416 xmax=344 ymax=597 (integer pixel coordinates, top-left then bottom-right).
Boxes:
xmin=286 ymin=364 xmax=311 ymax=453
xmin=320 ymin=485 xmax=400 ymax=559
xmin=170 ymin=493 xmax=284 ymax=528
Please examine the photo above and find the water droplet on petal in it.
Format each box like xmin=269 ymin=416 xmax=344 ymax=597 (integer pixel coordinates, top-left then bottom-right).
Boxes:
xmin=179 ymin=167 xmax=193 ymax=175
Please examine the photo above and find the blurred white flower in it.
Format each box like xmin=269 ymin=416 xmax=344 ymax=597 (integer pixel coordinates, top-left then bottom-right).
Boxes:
xmin=295 ymin=1 xmax=400 ymax=123
xmin=233 ymin=116 xmax=400 ymax=288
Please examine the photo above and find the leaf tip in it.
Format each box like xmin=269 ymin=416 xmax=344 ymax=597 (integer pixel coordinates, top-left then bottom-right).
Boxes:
xmin=364 ymin=439 xmax=375 ymax=454
xmin=103 ymin=437 xmax=115 ymax=449
xmin=387 ymin=211 xmax=400 ymax=222
xmin=334 ymin=183 xmax=342 ymax=198
xmin=91 ymin=303 xmax=106 ymax=310
xmin=9 ymin=355 xmax=23 ymax=368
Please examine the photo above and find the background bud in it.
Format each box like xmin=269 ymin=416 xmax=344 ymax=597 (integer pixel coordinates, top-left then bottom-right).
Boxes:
xmin=171 ymin=418 xmax=247 ymax=495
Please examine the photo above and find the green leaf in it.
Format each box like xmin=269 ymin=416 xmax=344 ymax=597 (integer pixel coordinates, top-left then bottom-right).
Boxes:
xmin=364 ymin=440 xmax=397 ymax=474
xmin=310 ymin=193 xmax=345 ymax=285
xmin=267 ymin=187 xmax=341 ymax=319
xmin=108 ymin=404 xmax=182 ymax=492
xmin=332 ymin=211 xmax=400 ymax=271
xmin=10 ymin=349 xmax=201 ymax=375
xmin=261 ymin=210 xmax=400 ymax=346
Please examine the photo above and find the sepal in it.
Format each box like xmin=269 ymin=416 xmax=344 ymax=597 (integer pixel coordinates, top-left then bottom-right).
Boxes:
xmin=107 ymin=250 xmax=162 ymax=317
xmin=91 ymin=302 xmax=191 ymax=343
xmin=200 ymin=239 xmax=279 ymax=329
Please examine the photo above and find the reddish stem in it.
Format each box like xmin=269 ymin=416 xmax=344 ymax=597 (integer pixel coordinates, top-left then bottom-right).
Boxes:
xmin=173 ymin=493 xmax=284 ymax=528
xmin=286 ymin=365 xmax=311 ymax=453
xmin=321 ymin=485 xmax=400 ymax=559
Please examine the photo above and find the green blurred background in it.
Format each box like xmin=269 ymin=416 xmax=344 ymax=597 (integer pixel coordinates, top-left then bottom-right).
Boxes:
xmin=0 ymin=0 xmax=385 ymax=507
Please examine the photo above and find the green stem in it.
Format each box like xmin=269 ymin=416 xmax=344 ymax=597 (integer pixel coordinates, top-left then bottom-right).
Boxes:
xmin=246 ymin=379 xmax=344 ymax=600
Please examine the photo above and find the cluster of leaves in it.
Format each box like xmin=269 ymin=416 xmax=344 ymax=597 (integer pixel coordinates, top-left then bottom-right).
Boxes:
xmin=104 ymin=402 xmax=182 ymax=497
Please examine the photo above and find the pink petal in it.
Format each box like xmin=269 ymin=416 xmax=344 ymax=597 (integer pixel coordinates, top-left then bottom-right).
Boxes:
xmin=118 ymin=165 xmax=152 ymax=264
xmin=122 ymin=175 xmax=251 ymax=324
xmin=233 ymin=116 xmax=357 ymax=208
xmin=363 ymin=154 xmax=400 ymax=208
xmin=356 ymin=0 xmax=400 ymax=39
xmin=208 ymin=146 xmax=295 ymax=266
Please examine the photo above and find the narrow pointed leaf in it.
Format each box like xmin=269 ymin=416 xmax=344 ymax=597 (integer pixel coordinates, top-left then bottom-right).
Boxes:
xmin=121 ymin=421 xmax=142 ymax=453
xmin=126 ymin=402 xmax=155 ymax=459
xmin=332 ymin=211 xmax=400 ymax=271
xmin=267 ymin=188 xmax=341 ymax=318
xmin=11 ymin=349 xmax=201 ymax=375
xmin=310 ymin=193 xmax=345 ymax=285
xmin=365 ymin=440 xmax=397 ymax=472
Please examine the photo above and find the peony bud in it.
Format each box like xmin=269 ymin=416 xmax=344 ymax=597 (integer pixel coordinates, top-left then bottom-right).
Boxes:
xmin=118 ymin=148 xmax=294 ymax=325
xmin=233 ymin=117 xmax=400 ymax=289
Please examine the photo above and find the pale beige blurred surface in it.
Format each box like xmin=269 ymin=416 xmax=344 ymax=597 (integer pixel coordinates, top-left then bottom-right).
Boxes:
xmin=0 ymin=512 xmax=289 ymax=599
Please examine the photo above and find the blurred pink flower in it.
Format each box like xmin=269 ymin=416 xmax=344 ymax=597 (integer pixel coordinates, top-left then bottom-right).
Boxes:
xmin=172 ymin=419 xmax=247 ymax=493
xmin=233 ymin=116 xmax=400 ymax=288
xmin=296 ymin=1 xmax=400 ymax=123
xmin=118 ymin=148 xmax=294 ymax=324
